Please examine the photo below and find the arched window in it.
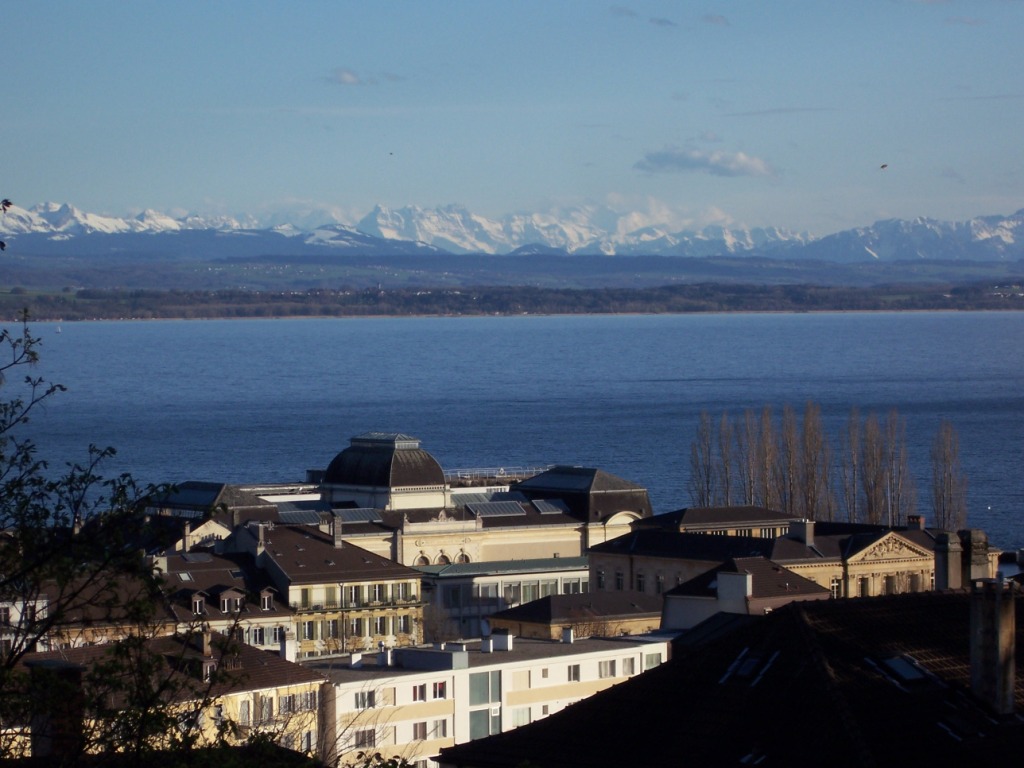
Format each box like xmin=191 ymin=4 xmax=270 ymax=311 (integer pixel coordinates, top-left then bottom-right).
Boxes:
xmin=455 ymin=552 xmax=470 ymax=564
xmin=436 ymin=554 xmax=451 ymax=565
xmin=414 ymin=555 xmax=430 ymax=566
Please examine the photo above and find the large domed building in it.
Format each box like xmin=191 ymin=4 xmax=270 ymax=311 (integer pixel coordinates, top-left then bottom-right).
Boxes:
xmin=322 ymin=432 xmax=447 ymax=511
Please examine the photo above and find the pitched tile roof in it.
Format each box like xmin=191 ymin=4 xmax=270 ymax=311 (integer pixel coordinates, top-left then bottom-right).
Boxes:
xmin=667 ymin=556 xmax=830 ymax=599
xmin=488 ymin=592 xmax=663 ymax=625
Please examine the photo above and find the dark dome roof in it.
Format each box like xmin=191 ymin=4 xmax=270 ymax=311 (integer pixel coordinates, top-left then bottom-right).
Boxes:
xmin=323 ymin=433 xmax=445 ymax=488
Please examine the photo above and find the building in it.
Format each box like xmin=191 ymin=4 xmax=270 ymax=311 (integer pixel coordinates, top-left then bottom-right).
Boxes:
xmin=660 ymin=555 xmax=830 ymax=630
xmin=17 ymin=630 xmax=328 ymax=760
xmin=487 ymin=592 xmax=663 ymax=641
xmin=632 ymin=504 xmax=798 ymax=538
xmin=589 ymin=517 xmax=1000 ymax=600
xmin=306 ymin=631 xmax=673 ymax=767
xmin=416 ymin=557 xmax=590 ymax=640
xmin=225 ymin=520 xmax=426 ymax=657
xmin=438 ymin=582 xmax=1024 ymax=768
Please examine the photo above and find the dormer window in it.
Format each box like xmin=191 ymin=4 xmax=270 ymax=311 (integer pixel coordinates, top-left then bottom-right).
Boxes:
xmin=261 ymin=593 xmax=273 ymax=611
xmin=192 ymin=597 xmax=204 ymax=615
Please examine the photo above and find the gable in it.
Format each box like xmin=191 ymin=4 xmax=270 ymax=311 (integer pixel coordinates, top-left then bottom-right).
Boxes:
xmin=847 ymin=532 xmax=933 ymax=564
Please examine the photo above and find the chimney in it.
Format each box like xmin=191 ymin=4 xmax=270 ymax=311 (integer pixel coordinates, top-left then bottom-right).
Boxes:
xmin=26 ymin=660 xmax=85 ymax=761
xmin=935 ymin=533 xmax=963 ymax=590
xmin=481 ymin=637 xmax=494 ymax=653
xmin=279 ymin=629 xmax=297 ymax=663
xmin=350 ymin=652 xmax=363 ymax=669
xmin=332 ymin=516 xmax=343 ymax=549
xmin=906 ymin=514 xmax=925 ymax=531
xmin=562 ymin=627 xmax=575 ymax=644
xmin=791 ymin=519 xmax=814 ymax=547
xmin=970 ymin=578 xmax=1017 ymax=716
xmin=492 ymin=630 xmax=513 ymax=652
xmin=377 ymin=648 xmax=393 ymax=667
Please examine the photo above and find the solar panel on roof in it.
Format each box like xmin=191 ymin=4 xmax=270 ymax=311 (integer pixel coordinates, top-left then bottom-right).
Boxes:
xmin=451 ymin=492 xmax=491 ymax=506
xmin=532 ymin=498 xmax=569 ymax=515
xmin=338 ymin=508 xmax=383 ymax=524
xmin=278 ymin=509 xmax=322 ymax=525
xmin=467 ymin=501 xmax=526 ymax=518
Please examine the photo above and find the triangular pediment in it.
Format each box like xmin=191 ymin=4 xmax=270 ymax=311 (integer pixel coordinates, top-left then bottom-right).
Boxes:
xmin=847 ymin=531 xmax=932 ymax=563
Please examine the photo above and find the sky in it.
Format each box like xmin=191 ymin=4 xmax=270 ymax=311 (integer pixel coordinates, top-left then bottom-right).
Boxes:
xmin=3 ymin=1 xmax=1023 ymax=236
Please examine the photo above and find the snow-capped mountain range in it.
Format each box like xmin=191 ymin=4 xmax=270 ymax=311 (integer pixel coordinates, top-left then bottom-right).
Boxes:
xmin=1 ymin=201 xmax=1023 ymax=262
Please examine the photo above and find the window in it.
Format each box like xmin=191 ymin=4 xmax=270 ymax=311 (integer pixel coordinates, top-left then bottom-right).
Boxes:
xmin=540 ymin=667 xmax=548 ymax=679
xmin=432 ymin=681 xmax=447 ymax=699
xmin=397 ymin=615 xmax=411 ymax=635
xmin=250 ymin=627 xmax=265 ymax=645
xmin=622 ymin=657 xmax=636 ymax=676
xmin=300 ymin=589 xmax=310 ymax=609
xmin=636 ymin=572 xmax=646 ymax=592
xmin=354 ymin=729 xmax=375 ymax=749
xmin=348 ymin=585 xmax=362 ymax=606
xmin=614 ymin=571 xmax=624 ymax=591
xmin=302 ymin=731 xmax=313 ymax=752
xmin=303 ymin=621 xmax=315 ymax=640
xmin=374 ymin=616 xmax=388 ymax=635
xmin=598 ymin=660 xmax=616 ymax=679
xmin=192 ymin=596 xmax=204 ymax=615
xmin=238 ymin=700 xmax=250 ymax=726
xmin=325 ymin=586 xmax=337 ymax=607
xmin=413 ymin=722 xmax=427 ymax=741
xmin=372 ymin=583 xmax=387 ymax=603
xmin=261 ymin=593 xmax=273 ymax=611
xmin=644 ymin=652 xmax=663 ymax=670
xmin=350 ymin=617 xmax=365 ymax=637
xmin=562 ymin=579 xmax=581 ymax=595
xmin=568 ymin=664 xmax=580 ymax=682
xmin=432 ymin=718 xmax=447 ymax=738
xmin=413 ymin=684 xmax=426 ymax=702
xmin=656 ymin=574 xmax=665 ymax=594
xmin=859 ymin=577 xmax=871 ymax=597
xmin=300 ymin=690 xmax=318 ymax=710
xmin=221 ymin=595 xmax=241 ymax=613
xmin=0 ymin=607 xmax=10 ymax=626
xmin=540 ymin=579 xmax=558 ymax=597
xmin=596 ymin=570 xmax=606 ymax=590
xmin=279 ymin=694 xmax=295 ymax=715
xmin=511 ymin=708 xmax=531 ymax=727
xmin=469 ymin=708 xmax=500 ymax=740
xmin=257 ymin=696 xmax=273 ymax=724
xmin=354 ymin=691 xmax=376 ymax=710
xmin=325 ymin=619 xmax=339 ymax=639
xmin=830 ymin=577 xmax=842 ymax=599
xmin=469 ymin=670 xmax=501 ymax=706
xmin=272 ymin=625 xmax=285 ymax=643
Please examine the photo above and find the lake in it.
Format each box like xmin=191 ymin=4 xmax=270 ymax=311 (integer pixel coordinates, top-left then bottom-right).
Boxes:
xmin=15 ymin=312 xmax=1024 ymax=551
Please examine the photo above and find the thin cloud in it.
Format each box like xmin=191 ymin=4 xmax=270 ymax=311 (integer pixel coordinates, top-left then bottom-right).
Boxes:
xmin=634 ymin=147 xmax=774 ymax=177
xmin=726 ymin=106 xmax=837 ymax=117
xmin=702 ymin=14 xmax=730 ymax=26
xmin=329 ymin=68 xmax=363 ymax=86
xmin=649 ymin=17 xmax=677 ymax=27
xmin=610 ymin=6 xmax=639 ymax=18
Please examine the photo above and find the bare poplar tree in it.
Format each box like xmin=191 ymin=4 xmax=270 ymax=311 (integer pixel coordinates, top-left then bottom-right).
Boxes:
xmin=777 ymin=405 xmax=800 ymax=516
xmin=716 ymin=412 xmax=734 ymax=506
xmin=931 ymin=419 xmax=968 ymax=530
xmin=883 ymin=409 xmax=916 ymax=526
xmin=735 ymin=409 xmax=759 ymax=506
xmin=840 ymin=408 xmax=861 ymax=522
xmin=800 ymin=401 xmax=828 ymax=520
xmin=688 ymin=411 xmax=716 ymax=507
xmin=860 ymin=412 xmax=887 ymax=524
xmin=757 ymin=407 xmax=778 ymax=509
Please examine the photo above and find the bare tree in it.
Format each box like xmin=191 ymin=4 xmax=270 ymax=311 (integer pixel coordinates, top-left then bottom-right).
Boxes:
xmin=735 ymin=409 xmax=759 ymax=506
xmin=688 ymin=411 xmax=715 ymax=507
xmin=860 ymin=413 xmax=889 ymax=524
xmin=800 ymin=401 xmax=828 ymax=520
xmin=777 ymin=405 xmax=799 ymax=516
xmin=931 ymin=419 xmax=968 ymax=531
xmin=840 ymin=408 xmax=861 ymax=522
xmin=882 ymin=409 xmax=916 ymax=526
xmin=756 ymin=407 xmax=778 ymax=509
xmin=716 ymin=412 xmax=734 ymax=507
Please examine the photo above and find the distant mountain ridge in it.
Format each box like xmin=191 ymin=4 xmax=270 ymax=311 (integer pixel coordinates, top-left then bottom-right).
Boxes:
xmin=1 ymin=201 xmax=1023 ymax=262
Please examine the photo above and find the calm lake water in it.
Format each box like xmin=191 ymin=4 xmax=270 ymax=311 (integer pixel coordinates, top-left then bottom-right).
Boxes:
xmin=15 ymin=312 xmax=1024 ymax=551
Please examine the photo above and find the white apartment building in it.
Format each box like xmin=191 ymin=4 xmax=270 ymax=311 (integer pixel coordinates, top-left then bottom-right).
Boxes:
xmin=307 ymin=631 xmax=672 ymax=767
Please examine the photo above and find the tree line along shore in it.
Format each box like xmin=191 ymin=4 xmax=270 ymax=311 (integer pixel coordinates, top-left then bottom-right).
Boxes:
xmin=1 ymin=281 xmax=1023 ymax=321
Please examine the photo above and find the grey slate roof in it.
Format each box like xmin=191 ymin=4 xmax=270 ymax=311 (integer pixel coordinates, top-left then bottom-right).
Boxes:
xmin=488 ymin=591 xmax=663 ymax=624
xmin=667 ymin=556 xmax=830 ymax=599
xmin=323 ymin=433 xmax=445 ymax=488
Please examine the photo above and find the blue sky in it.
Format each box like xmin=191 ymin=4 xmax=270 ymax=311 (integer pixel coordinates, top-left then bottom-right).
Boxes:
xmin=4 ymin=1 xmax=1023 ymax=235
